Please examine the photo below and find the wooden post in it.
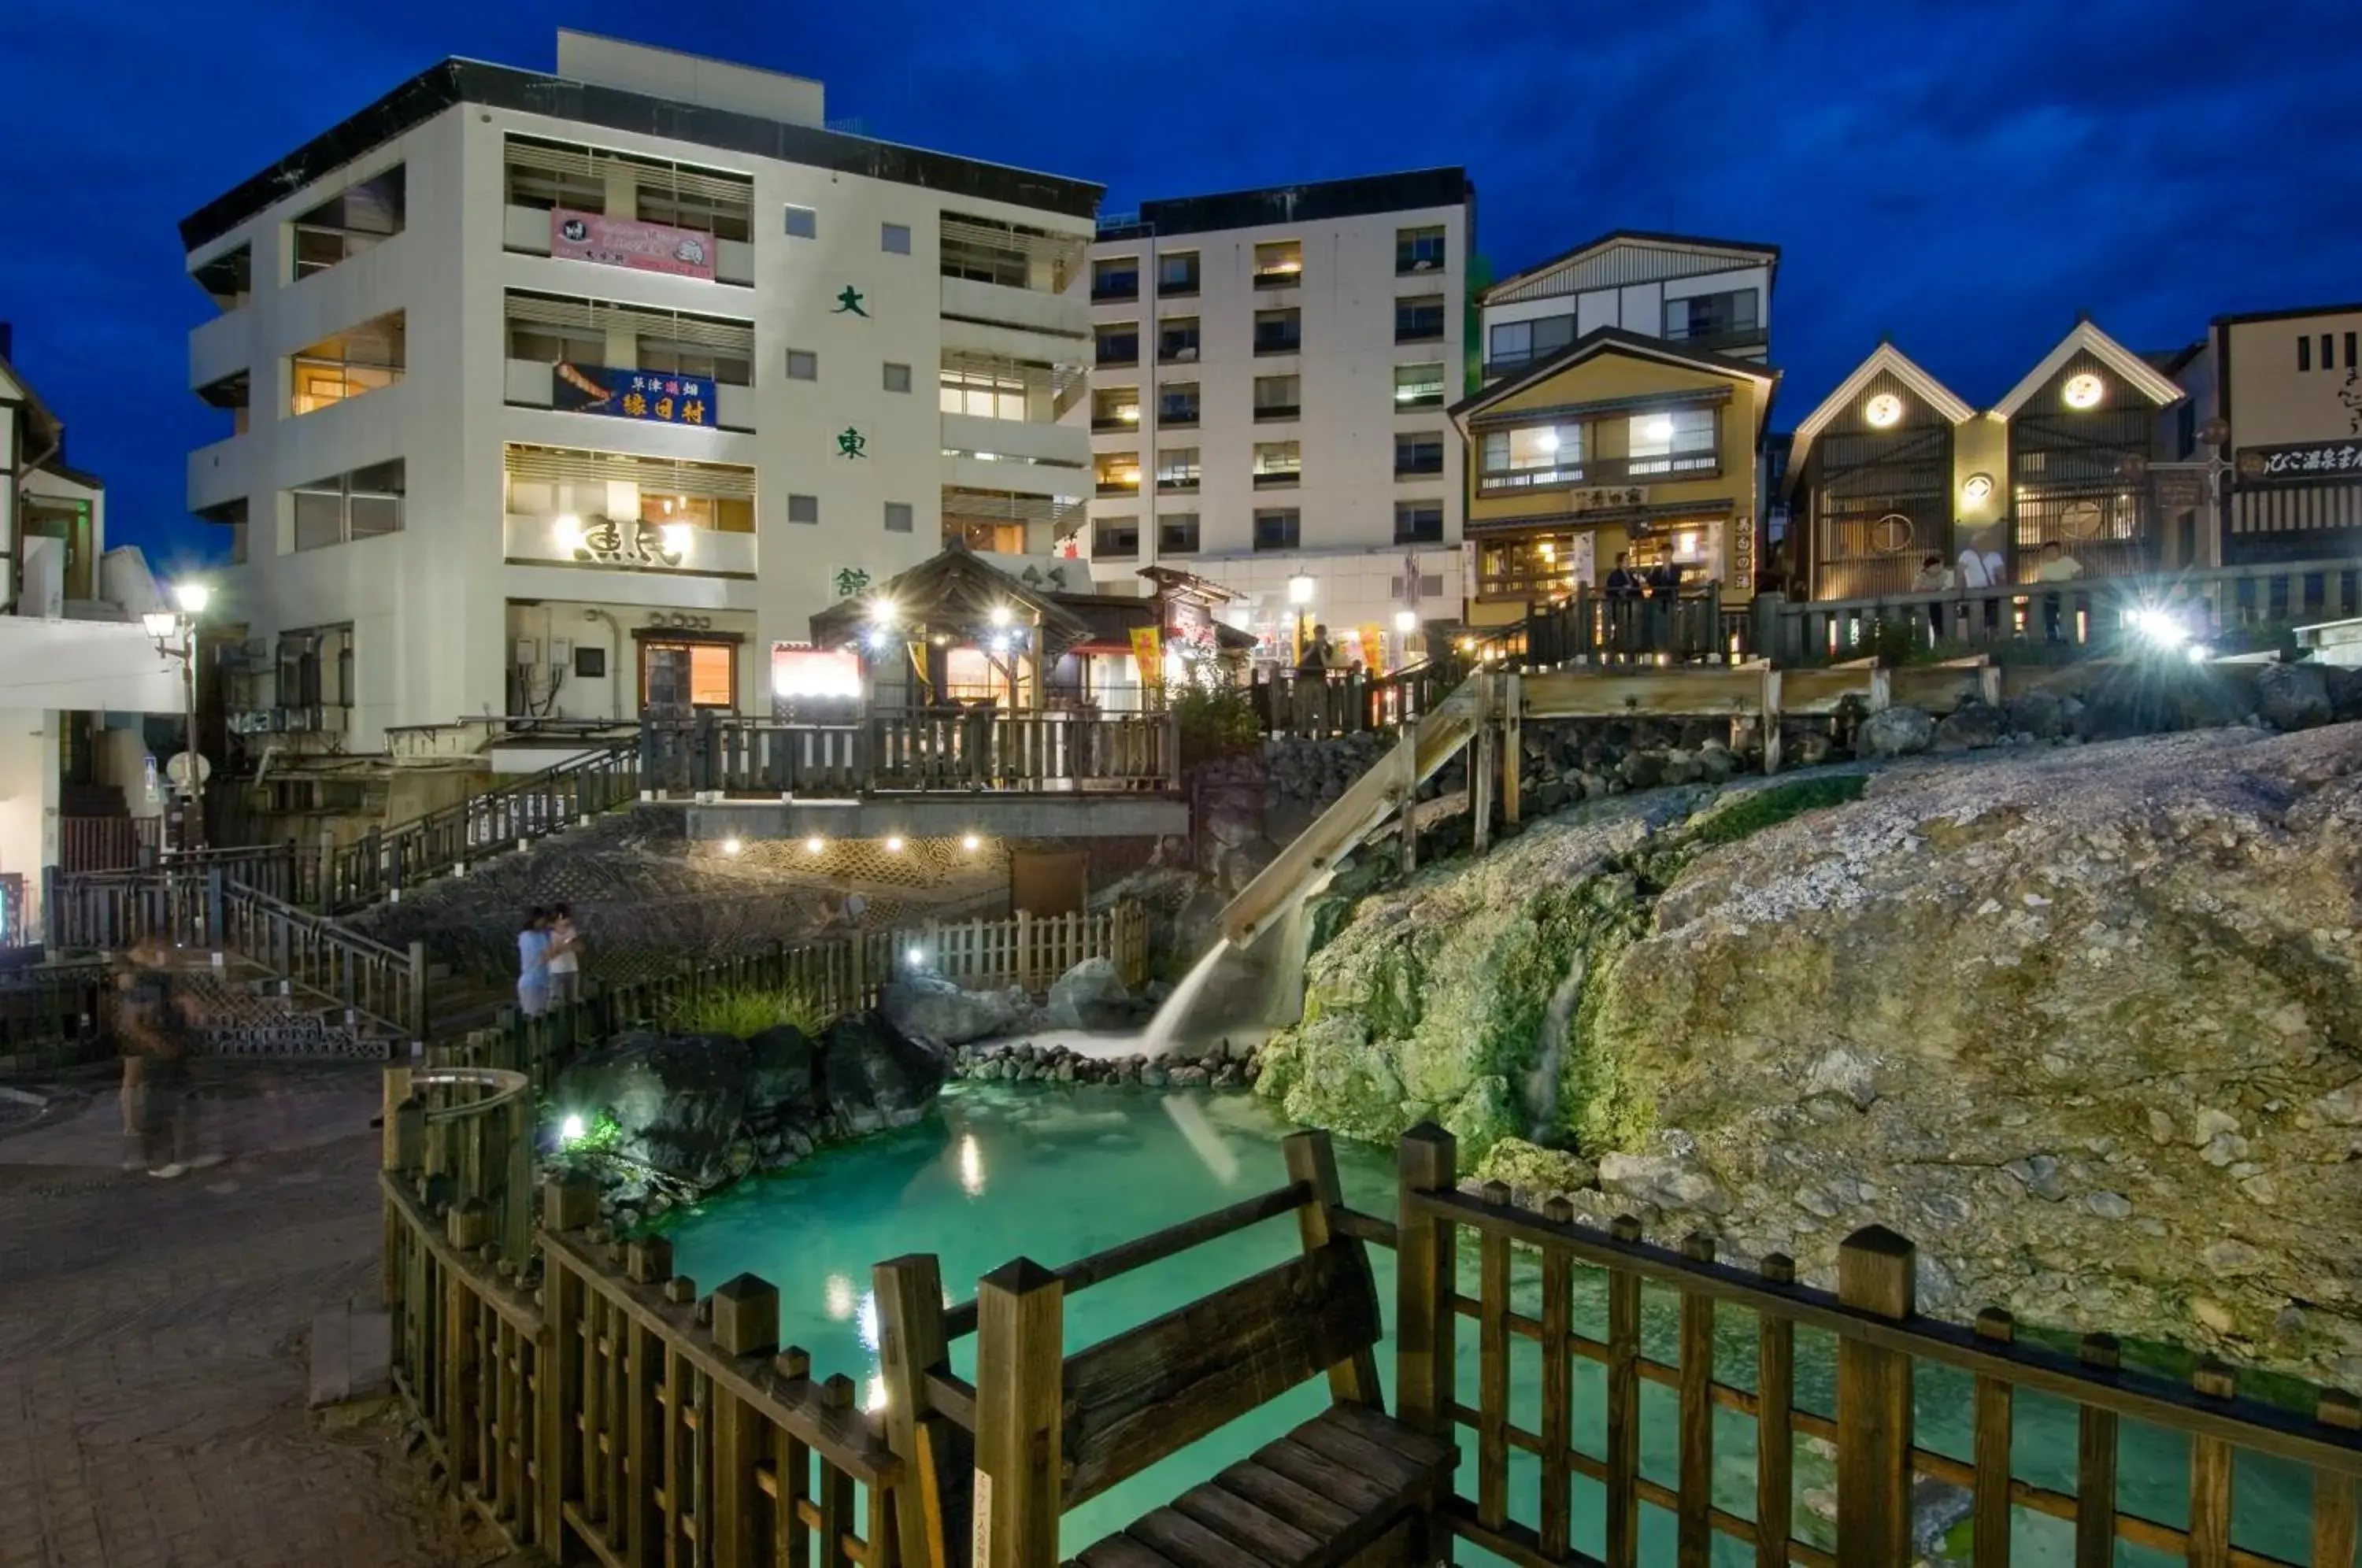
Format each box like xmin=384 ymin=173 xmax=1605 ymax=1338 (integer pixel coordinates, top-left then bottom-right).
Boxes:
xmin=1501 ymin=672 xmax=1523 ymax=825
xmin=876 ymin=1254 xmax=969 ymax=1568
xmin=1538 ymin=1196 xmax=1575 ymax=1558
xmin=711 ymin=1273 xmax=781 ymax=1566
xmin=1283 ymin=1131 xmax=1380 ymax=1407
xmin=1394 ymin=1124 xmax=1457 ymax=1566
xmin=1760 ymin=668 xmax=1784 ymax=775
xmin=2187 ymin=1358 xmax=2236 ymax=1568
xmin=1605 ymin=1215 xmax=1642 ymax=1568
xmin=974 ymin=1257 xmax=1063 ymax=1568
xmin=1471 ymin=717 xmax=1494 ymax=856
xmin=1971 ymin=1308 xmax=2015 ymax=1568
xmin=2318 ymin=1390 xmax=2361 ymax=1568
xmin=2073 ymin=1334 xmax=2120 ymax=1568
xmin=406 ymin=940 xmax=428 ymax=1048
xmin=380 ymin=1067 xmax=415 ymax=1170
xmin=1835 ymin=1226 xmax=1916 ymax=1568
xmin=1755 ymin=1254 xmax=1796 ymax=1568
xmin=1395 ymin=727 xmax=1420 ymax=875
xmin=1676 ymin=1233 xmax=1717 ymax=1568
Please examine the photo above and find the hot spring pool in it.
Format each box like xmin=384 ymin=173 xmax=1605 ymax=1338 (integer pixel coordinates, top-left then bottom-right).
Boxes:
xmin=659 ymin=1084 xmax=2324 ymax=1565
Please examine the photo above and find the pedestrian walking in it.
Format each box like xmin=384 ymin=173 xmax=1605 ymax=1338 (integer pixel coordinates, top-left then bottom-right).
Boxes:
xmin=2034 ymin=541 xmax=2083 ymax=643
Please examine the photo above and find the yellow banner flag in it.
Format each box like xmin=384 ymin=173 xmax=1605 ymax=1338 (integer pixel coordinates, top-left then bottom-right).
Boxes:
xmin=1129 ymin=625 xmax=1163 ymax=685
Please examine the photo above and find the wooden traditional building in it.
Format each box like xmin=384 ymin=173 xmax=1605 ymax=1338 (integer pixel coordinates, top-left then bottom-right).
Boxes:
xmin=1447 ymin=328 xmax=1779 ymax=627
xmin=1787 ymin=320 xmax=2189 ymax=598
xmin=2206 ymin=302 xmax=2362 ymax=564
xmin=1784 ymin=342 xmax=1979 ymax=600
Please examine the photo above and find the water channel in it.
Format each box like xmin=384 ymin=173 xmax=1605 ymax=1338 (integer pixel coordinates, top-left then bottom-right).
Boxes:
xmin=661 ymin=1082 xmax=2323 ymax=1565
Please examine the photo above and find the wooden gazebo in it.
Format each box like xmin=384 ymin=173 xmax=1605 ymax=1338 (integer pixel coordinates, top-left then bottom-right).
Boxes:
xmin=808 ymin=542 xmax=1094 ymax=712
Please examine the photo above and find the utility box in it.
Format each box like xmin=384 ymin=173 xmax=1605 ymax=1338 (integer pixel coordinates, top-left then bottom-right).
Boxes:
xmin=1009 ymin=849 xmax=1087 ymax=917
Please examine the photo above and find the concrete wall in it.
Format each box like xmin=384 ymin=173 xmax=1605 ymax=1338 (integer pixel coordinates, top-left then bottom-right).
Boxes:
xmin=0 ymin=709 xmax=60 ymax=920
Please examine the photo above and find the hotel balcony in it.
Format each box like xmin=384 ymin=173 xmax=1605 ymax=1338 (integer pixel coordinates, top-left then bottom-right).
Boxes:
xmin=187 ymin=433 xmax=251 ymax=515
xmin=187 ymin=309 xmax=254 ymax=394
xmin=502 ymin=205 xmax=756 ymax=287
xmin=502 ymin=512 xmax=758 ymax=579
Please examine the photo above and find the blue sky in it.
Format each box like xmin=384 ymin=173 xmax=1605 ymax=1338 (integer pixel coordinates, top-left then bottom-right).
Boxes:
xmin=6 ymin=0 xmax=2359 ymax=571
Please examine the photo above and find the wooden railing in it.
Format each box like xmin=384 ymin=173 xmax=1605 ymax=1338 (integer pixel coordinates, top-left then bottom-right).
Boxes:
xmin=642 ymin=710 xmax=1179 ymax=797
xmin=1248 ymin=663 xmax=1462 ymax=739
xmin=1524 ymin=584 xmax=1731 ymax=668
xmin=1758 ymin=557 xmax=2362 ymax=668
xmin=379 ymin=1067 xmax=909 ymax=1566
xmin=325 ymin=741 xmax=642 ymax=912
xmin=43 ymin=867 xmax=427 ymax=1043
xmin=1390 ymin=1123 xmax=2362 ymax=1568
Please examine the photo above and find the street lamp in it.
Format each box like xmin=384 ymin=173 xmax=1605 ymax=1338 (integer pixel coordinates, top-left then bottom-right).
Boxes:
xmin=1287 ymin=573 xmax=1316 ymax=668
xmin=143 ymin=581 xmax=209 ymax=853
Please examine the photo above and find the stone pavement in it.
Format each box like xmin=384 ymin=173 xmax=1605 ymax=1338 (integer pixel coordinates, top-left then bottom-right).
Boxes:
xmin=0 ymin=1063 xmax=501 ymax=1567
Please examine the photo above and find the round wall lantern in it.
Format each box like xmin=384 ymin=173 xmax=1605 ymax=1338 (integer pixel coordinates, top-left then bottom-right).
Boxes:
xmin=1864 ymin=392 xmax=1904 ymax=427
xmin=2063 ymin=372 xmax=2105 ymax=410
xmin=1960 ymin=472 xmax=1995 ymax=506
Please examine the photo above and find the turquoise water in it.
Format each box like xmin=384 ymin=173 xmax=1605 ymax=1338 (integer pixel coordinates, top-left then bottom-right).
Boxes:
xmin=661 ymin=1085 xmax=2332 ymax=1565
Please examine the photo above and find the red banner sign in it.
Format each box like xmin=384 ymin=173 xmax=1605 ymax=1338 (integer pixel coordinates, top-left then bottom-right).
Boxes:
xmin=550 ymin=209 xmax=717 ymax=280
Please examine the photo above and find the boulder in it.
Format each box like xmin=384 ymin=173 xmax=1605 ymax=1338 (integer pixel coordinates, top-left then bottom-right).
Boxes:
xmin=1857 ymin=706 xmax=1934 ymax=757
xmin=881 ymin=974 xmax=1027 ymax=1046
xmin=745 ymin=1024 xmax=819 ymax=1111
xmin=2005 ymin=690 xmax=2066 ymax=740
xmin=2256 ymin=663 xmax=2333 ymax=731
xmin=1931 ymin=701 xmax=2009 ymax=752
xmin=1475 ymin=1137 xmax=1598 ymax=1199
xmin=817 ymin=1011 xmax=947 ymax=1137
xmin=554 ymin=1031 xmax=752 ymax=1188
xmin=1042 ymin=956 xmax=1134 ymax=1030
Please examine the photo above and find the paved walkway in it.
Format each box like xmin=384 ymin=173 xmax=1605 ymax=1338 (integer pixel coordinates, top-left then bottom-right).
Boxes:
xmin=0 ymin=1063 xmax=498 ymax=1567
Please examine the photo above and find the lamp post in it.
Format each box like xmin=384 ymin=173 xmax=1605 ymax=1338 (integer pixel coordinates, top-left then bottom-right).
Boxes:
xmin=142 ymin=581 xmax=209 ymax=855
xmin=1287 ymin=572 xmax=1316 ymax=668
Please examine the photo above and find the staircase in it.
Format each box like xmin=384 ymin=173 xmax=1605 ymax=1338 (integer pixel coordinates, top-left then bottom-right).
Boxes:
xmin=320 ymin=741 xmax=641 ymax=913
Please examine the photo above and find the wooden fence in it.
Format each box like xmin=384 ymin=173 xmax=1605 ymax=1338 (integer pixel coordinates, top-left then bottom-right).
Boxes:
xmin=57 ymin=814 xmax=161 ymax=874
xmin=643 ymin=709 xmax=1179 ymax=797
xmin=1391 ymin=1124 xmax=2362 ymax=1568
xmin=451 ymin=901 xmax=1150 ymax=1099
xmin=379 ymin=1067 xmax=908 ymax=1565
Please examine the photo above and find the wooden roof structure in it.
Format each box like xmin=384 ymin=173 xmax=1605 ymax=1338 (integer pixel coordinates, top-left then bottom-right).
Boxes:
xmin=807 ymin=541 xmax=1095 ymax=656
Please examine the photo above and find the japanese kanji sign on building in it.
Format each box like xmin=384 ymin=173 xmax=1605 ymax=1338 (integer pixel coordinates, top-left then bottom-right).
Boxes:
xmin=2237 ymin=442 xmax=2362 ymax=481
xmin=553 ymin=364 xmax=715 ymax=427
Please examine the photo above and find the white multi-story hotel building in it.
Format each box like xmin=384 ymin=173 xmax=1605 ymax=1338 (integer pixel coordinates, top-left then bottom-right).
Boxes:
xmin=1080 ymin=171 xmax=1474 ymax=669
xmin=181 ymin=31 xmax=1100 ymax=752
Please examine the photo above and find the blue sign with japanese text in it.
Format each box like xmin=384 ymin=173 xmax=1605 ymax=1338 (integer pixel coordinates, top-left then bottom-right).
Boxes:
xmin=553 ymin=363 xmax=715 ymax=427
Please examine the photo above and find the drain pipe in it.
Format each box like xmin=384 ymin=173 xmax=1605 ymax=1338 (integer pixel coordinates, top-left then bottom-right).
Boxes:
xmin=583 ymin=608 xmax=624 ymax=723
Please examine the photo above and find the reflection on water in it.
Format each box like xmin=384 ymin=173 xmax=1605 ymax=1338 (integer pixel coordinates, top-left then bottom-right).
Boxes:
xmin=660 ymin=1084 xmax=2324 ymax=1565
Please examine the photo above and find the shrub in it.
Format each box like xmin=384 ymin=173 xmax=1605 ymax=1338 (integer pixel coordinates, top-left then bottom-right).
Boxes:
xmin=658 ymin=984 xmax=827 ymax=1038
xmin=1172 ymin=686 xmax=1261 ymax=767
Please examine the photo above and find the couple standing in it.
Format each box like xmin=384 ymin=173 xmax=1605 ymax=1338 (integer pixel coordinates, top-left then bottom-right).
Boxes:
xmin=113 ymin=940 xmax=222 ymax=1178
xmin=516 ymin=904 xmax=583 ymax=1018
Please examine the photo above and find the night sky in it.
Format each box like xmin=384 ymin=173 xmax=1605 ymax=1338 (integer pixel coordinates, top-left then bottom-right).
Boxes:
xmin=7 ymin=0 xmax=2359 ymax=571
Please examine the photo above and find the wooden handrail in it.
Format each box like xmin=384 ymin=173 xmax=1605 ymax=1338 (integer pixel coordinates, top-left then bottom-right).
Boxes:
xmin=939 ymin=1178 xmax=1315 ymax=1341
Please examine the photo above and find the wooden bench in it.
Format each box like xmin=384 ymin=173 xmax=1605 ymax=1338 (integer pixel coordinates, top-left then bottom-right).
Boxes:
xmin=870 ymin=1129 xmax=1457 ymax=1568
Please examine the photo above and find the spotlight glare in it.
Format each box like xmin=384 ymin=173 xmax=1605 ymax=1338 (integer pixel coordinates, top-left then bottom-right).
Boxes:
xmin=560 ymin=1113 xmax=587 ymax=1144
xmin=885 ymin=834 xmax=905 ymax=852
xmin=722 ymin=836 xmax=743 ymax=856
xmin=961 ymin=833 xmax=981 ymax=852
xmin=804 ymin=834 xmax=825 ymax=854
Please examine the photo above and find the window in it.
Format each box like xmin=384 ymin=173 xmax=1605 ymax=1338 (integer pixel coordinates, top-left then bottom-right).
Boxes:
xmin=1254 ymin=375 xmax=1300 ymax=420
xmin=1394 ymin=500 xmax=1444 ymax=544
xmin=1396 ymin=225 xmax=1446 ymax=275
xmin=641 ymin=640 xmax=735 ymax=711
xmin=504 ymin=134 xmax=755 ymax=242
xmin=1479 ymin=423 xmax=1585 ymax=488
xmin=1627 ymin=407 xmax=1718 ymax=474
xmin=940 ymin=211 xmax=1054 ymax=287
xmin=1253 ymin=240 xmax=1302 ymax=287
xmin=1394 ymin=431 xmax=1445 ymax=477
xmin=1395 ymin=295 xmax=1446 ymax=344
xmin=503 ymin=445 xmax=756 ymax=537
xmin=505 ymin=290 xmax=756 ymax=386
xmin=784 ymin=205 xmax=817 ymax=239
xmin=1487 ymin=314 xmax=1575 ymax=370
xmin=289 ymin=312 xmax=405 ymax=416
xmin=1092 ymin=387 xmax=1140 ymax=431
xmin=786 ymin=348 xmax=819 ymax=382
xmin=1394 ymin=362 xmax=1445 ymax=409
xmin=1157 ymin=252 xmax=1200 ymax=295
xmin=291 ymin=460 xmax=405 ymax=550
xmin=939 ymin=368 xmax=1027 ymax=420
xmin=882 ymin=222 xmax=912 ymax=254
xmin=787 ymin=494 xmax=820 ymax=524
xmin=292 ymin=165 xmax=405 ymax=280
xmin=1664 ymin=289 xmax=1760 ymax=344
xmin=1254 ymin=308 xmax=1301 ymax=355
xmin=1156 ymin=448 xmax=1201 ymax=491
xmin=883 ymin=362 xmax=912 ymax=394
xmin=1253 ymin=441 xmax=1301 ymax=488
xmin=1392 ymin=571 xmax=1446 ymax=599
xmin=1093 ymin=257 xmax=1140 ymax=302
xmin=1094 ymin=518 xmax=1140 ymax=559
xmin=1096 ymin=324 xmax=1139 ymax=367
xmin=1158 ymin=317 xmax=1201 ymax=364
xmin=1097 ymin=453 xmax=1141 ymax=495
xmin=1159 ymin=515 xmax=1201 ymax=554
xmin=1253 ymin=509 xmax=1301 ymax=552
xmin=1159 ymin=383 xmax=1200 ymax=426
xmin=884 ymin=501 xmax=913 ymax=533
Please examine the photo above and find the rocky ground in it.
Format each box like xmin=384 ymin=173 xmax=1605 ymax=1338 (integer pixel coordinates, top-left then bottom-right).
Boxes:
xmin=1255 ymin=715 xmax=2362 ymax=1383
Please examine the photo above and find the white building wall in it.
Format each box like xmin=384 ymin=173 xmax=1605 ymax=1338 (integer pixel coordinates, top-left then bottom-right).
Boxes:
xmin=1482 ymin=263 xmax=1772 ymax=344
xmin=1084 ymin=195 xmax=1468 ymax=656
xmin=189 ymin=83 xmax=1091 ymax=746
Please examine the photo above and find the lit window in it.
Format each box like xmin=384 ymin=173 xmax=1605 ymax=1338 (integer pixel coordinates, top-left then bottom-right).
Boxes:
xmin=1627 ymin=408 xmax=1717 ymax=472
xmin=1394 ymin=363 xmax=1445 ymax=407
xmin=1481 ymin=424 xmax=1583 ymax=473
xmin=289 ymin=312 xmax=405 ymax=416
xmin=939 ymin=368 xmax=1027 ymax=420
xmin=1156 ymin=448 xmax=1201 ymax=490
